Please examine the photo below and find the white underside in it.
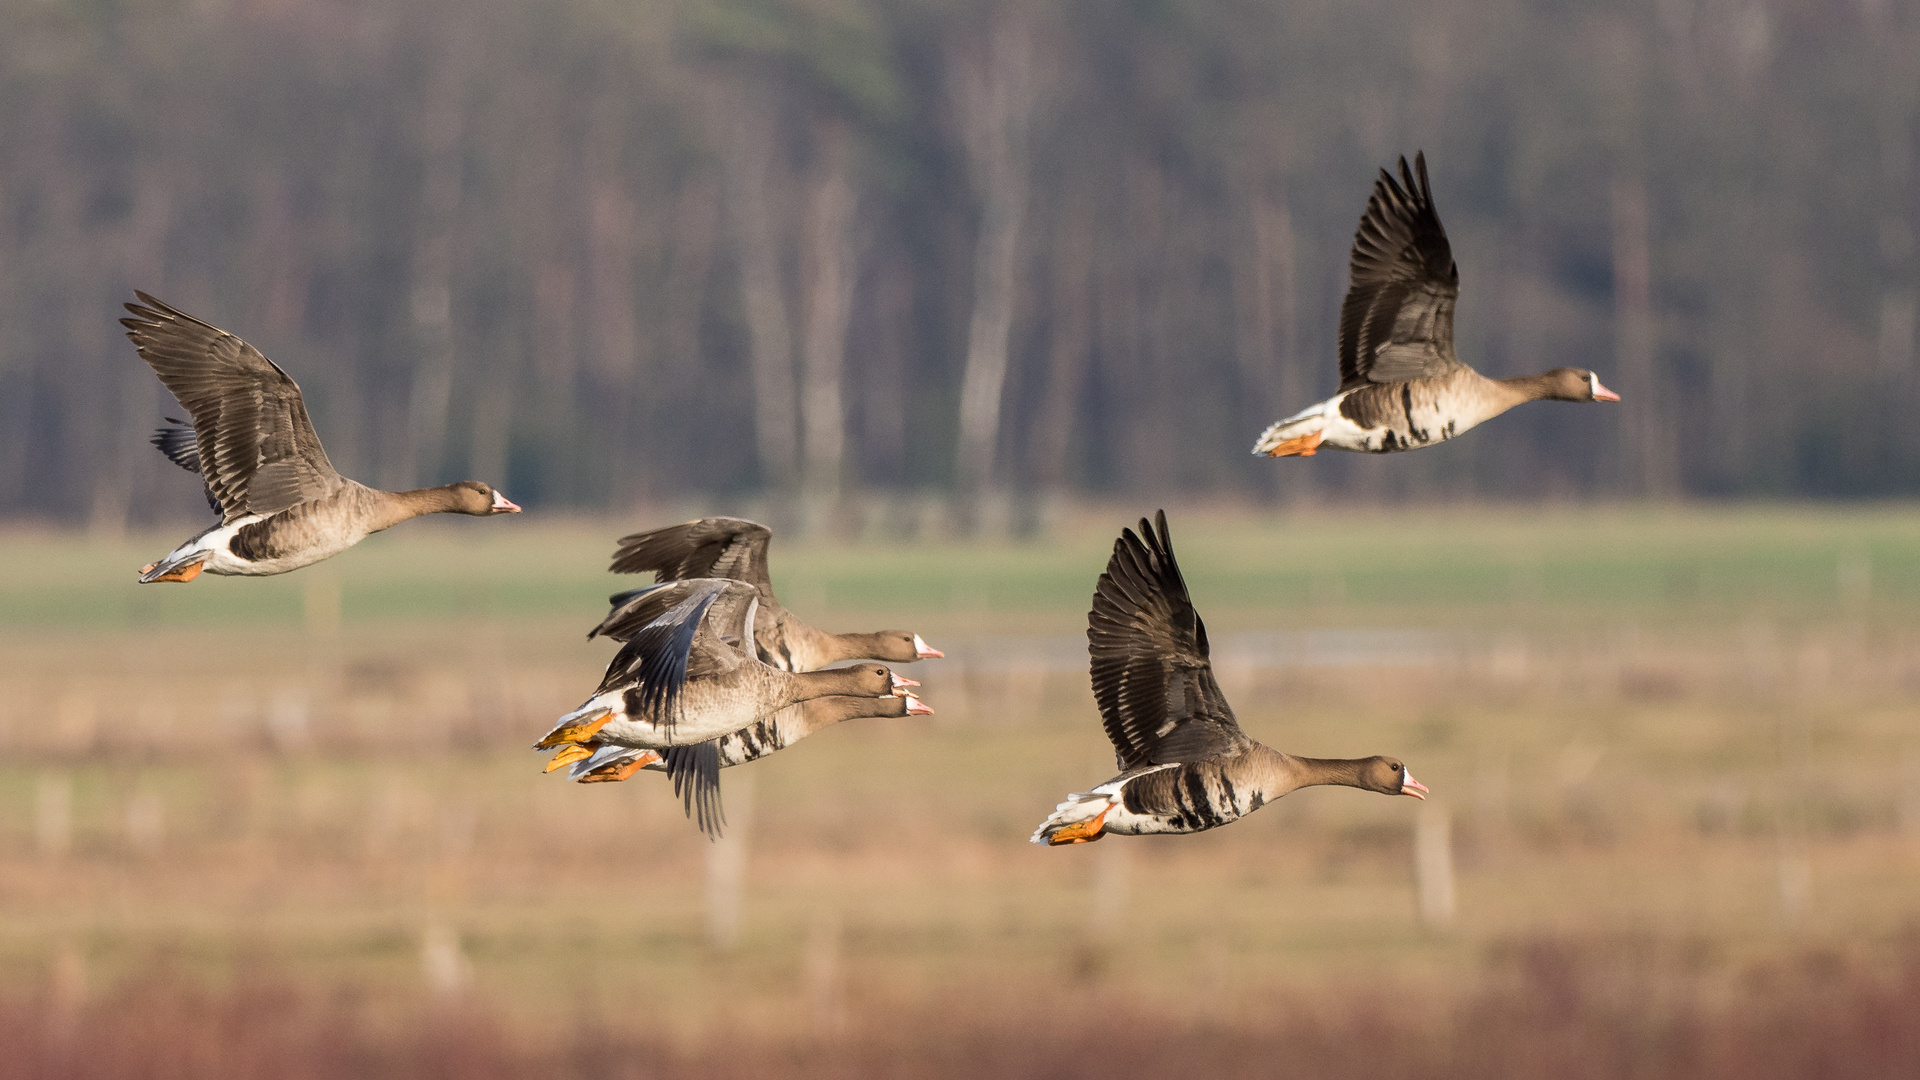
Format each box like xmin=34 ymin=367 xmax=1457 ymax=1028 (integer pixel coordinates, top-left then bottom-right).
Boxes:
xmin=1030 ymin=765 xmax=1188 ymax=844
xmin=148 ymin=514 xmax=368 ymax=577
xmin=545 ymin=694 xmax=771 ymax=749
xmin=1251 ymin=393 xmax=1377 ymax=454
xmin=1253 ymin=388 xmax=1490 ymax=454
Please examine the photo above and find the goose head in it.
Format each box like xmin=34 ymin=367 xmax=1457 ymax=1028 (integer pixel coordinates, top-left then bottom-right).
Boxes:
xmin=1361 ymin=757 xmax=1428 ymax=799
xmin=1536 ymin=368 xmax=1620 ymax=403
xmin=445 ymin=481 xmax=521 ymax=515
xmin=864 ymin=631 xmax=946 ymax=662
xmin=836 ymin=663 xmax=918 ymax=698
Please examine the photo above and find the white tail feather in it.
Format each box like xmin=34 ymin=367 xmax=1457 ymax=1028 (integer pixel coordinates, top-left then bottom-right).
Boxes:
xmin=1029 ymin=791 xmax=1114 ymax=845
xmin=1250 ymin=408 xmax=1327 ymax=456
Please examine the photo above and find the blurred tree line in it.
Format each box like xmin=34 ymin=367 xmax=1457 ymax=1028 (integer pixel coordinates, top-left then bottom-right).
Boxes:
xmin=3 ymin=0 xmax=1917 ymax=529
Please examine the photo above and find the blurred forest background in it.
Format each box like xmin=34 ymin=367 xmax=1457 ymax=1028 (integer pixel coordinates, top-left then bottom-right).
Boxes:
xmin=6 ymin=0 xmax=1920 ymax=531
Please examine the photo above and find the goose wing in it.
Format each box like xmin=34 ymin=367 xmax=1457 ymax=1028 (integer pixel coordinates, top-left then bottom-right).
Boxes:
xmin=591 ymin=577 xmax=758 ymax=841
xmin=121 ymin=293 xmax=343 ymax=524
xmin=591 ymin=579 xmax=759 ymax=654
xmin=1088 ymin=511 xmax=1252 ymax=772
xmin=1337 ymin=153 xmax=1463 ymax=392
xmin=149 ymin=417 xmax=219 ymax=514
xmin=592 ymin=579 xmax=759 ymax=716
xmin=608 ymin=518 xmax=776 ymax=595
xmin=664 ymin=742 xmax=726 ymax=840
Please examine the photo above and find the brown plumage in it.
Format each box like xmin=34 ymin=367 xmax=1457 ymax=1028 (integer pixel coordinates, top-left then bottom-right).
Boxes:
xmin=560 ymin=692 xmax=934 ymax=783
xmin=537 ymin=578 xmax=913 ymax=836
xmin=602 ymin=517 xmax=941 ymax=671
xmin=124 ymin=293 xmax=519 ymax=582
xmin=1032 ymin=511 xmax=1427 ymax=845
xmin=1252 ymin=154 xmax=1618 ymax=457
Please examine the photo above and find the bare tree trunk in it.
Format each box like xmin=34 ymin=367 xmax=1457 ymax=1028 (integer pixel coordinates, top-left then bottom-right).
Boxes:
xmin=707 ymin=78 xmax=799 ymax=494
xmin=1236 ymin=182 xmax=1302 ymax=503
xmin=1611 ymin=170 xmax=1676 ymax=498
xmin=401 ymin=40 xmax=468 ymax=492
xmin=619 ymin=175 xmax=719 ymax=508
xmin=952 ymin=7 xmax=1035 ymax=499
xmin=251 ymin=169 xmax=309 ymax=340
xmin=858 ymin=250 xmax=912 ymax=491
xmin=660 ymin=178 xmax=722 ymax=380
xmin=467 ymin=353 xmax=512 ymax=499
xmin=1114 ymin=152 xmax=1175 ymax=494
xmin=797 ymin=119 xmax=864 ymax=526
xmin=587 ymin=179 xmax=639 ymax=385
xmin=1029 ymin=198 xmax=1094 ymax=499
xmin=531 ymin=256 xmax=579 ymax=500
xmin=91 ymin=161 xmax=175 ymax=537
xmin=1877 ymin=95 xmax=1916 ymax=380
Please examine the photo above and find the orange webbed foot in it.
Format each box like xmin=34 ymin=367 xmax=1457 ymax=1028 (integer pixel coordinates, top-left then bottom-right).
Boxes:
xmin=535 ymin=711 xmax=613 ymax=750
xmin=1047 ymin=803 xmax=1113 ymax=845
xmin=1263 ymin=430 xmax=1324 ymax=458
xmin=543 ymin=744 xmax=596 ymax=773
xmin=576 ymin=750 xmax=661 ymax=783
xmin=144 ymin=559 xmax=206 ymax=583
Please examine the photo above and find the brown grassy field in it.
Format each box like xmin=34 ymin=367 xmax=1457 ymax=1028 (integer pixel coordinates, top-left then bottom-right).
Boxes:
xmin=2 ymin=502 xmax=1919 ymax=1076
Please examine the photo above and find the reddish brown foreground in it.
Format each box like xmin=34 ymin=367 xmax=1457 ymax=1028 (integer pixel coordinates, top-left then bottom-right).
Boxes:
xmin=4 ymin=938 xmax=1917 ymax=1080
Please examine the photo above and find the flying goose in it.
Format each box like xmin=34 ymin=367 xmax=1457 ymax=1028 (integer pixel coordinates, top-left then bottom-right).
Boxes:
xmin=123 ymin=293 xmax=519 ymax=582
xmin=535 ymin=578 xmax=913 ymax=835
xmin=546 ymin=692 xmax=935 ymax=782
xmin=604 ymin=517 xmax=942 ymax=671
xmin=1251 ymin=154 xmax=1618 ymax=458
xmin=1032 ymin=512 xmax=1426 ymax=845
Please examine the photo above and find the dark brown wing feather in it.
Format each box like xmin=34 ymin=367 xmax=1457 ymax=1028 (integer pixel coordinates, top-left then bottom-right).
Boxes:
xmin=609 ymin=518 xmax=776 ymax=594
xmin=593 ymin=579 xmax=755 ymax=708
xmin=1087 ymin=511 xmax=1250 ymax=771
xmin=1337 ymin=153 xmax=1462 ymax=392
xmin=121 ymin=293 xmax=342 ymax=524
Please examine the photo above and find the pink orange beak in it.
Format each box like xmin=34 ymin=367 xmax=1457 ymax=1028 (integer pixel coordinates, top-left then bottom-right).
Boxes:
xmin=1592 ymin=380 xmax=1621 ymax=402
xmin=889 ymin=673 xmax=920 ymax=696
xmin=1401 ymin=773 xmax=1430 ymax=800
xmin=913 ymin=634 xmax=944 ymax=659
xmin=491 ymin=491 xmax=522 ymax=513
xmin=904 ymin=694 xmax=934 ymax=716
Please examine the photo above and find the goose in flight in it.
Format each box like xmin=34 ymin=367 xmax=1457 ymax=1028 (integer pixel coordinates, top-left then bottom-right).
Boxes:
xmin=535 ymin=578 xmax=913 ymax=836
xmin=123 ymin=293 xmax=519 ymax=582
xmin=548 ymin=692 xmax=935 ymax=783
xmin=1252 ymin=154 xmax=1617 ymax=458
xmin=606 ymin=517 xmax=942 ymax=670
xmin=1033 ymin=511 xmax=1426 ymax=845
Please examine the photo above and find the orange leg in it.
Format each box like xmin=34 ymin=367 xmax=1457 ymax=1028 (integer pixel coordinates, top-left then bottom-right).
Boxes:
xmin=535 ymin=711 xmax=613 ymax=750
xmin=145 ymin=559 xmax=207 ymax=583
xmin=1263 ymin=430 xmax=1324 ymax=458
xmin=543 ymin=744 xmax=596 ymax=773
xmin=1047 ymin=802 xmax=1113 ymax=845
xmin=577 ymin=750 xmax=661 ymax=784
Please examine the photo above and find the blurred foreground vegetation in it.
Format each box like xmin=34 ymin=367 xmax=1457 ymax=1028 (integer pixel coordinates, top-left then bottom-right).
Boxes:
xmin=1 ymin=503 xmax=1918 ymax=1074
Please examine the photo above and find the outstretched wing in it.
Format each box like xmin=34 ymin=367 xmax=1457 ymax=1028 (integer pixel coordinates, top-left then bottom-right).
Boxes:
xmin=593 ymin=579 xmax=757 ymax=731
xmin=590 ymin=581 xmax=758 ymax=655
xmin=121 ymin=293 xmax=343 ymax=523
xmin=1337 ymin=153 xmax=1462 ymax=392
xmin=588 ymin=584 xmax=675 ymax=641
xmin=1087 ymin=511 xmax=1251 ymax=771
xmin=608 ymin=518 xmax=776 ymax=594
xmin=149 ymin=417 xmax=219 ymax=514
xmin=664 ymin=742 xmax=725 ymax=840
